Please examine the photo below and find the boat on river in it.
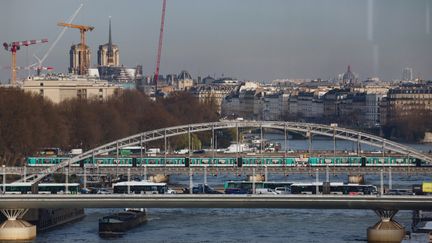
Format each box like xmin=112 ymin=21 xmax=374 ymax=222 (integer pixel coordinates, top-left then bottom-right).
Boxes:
xmin=99 ymin=208 xmax=147 ymax=237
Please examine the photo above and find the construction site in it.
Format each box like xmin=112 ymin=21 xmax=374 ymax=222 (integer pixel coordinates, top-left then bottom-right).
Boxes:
xmin=1 ymin=1 xmax=170 ymax=99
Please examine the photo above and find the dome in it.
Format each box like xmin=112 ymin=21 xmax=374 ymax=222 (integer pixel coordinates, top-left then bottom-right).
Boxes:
xmin=178 ymin=70 xmax=192 ymax=80
xmin=342 ymin=65 xmax=356 ymax=83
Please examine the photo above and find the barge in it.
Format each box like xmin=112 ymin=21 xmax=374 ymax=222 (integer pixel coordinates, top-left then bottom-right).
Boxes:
xmin=99 ymin=209 xmax=146 ymax=237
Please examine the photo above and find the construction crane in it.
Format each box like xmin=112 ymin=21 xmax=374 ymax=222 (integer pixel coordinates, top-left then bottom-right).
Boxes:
xmin=30 ymin=4 xmax=84 ymax=71
xmin=57 ymin=22 xmax=94 ymax=75
xmin=3 ymin=38 xmax=48 ymax=85
xmin=154 ymin=0 xmax=167 ymax=92
xmin=3 ymin=66 xmax=53 ymax=70
xmin=2 ymin=66 xmax=54 ymax=76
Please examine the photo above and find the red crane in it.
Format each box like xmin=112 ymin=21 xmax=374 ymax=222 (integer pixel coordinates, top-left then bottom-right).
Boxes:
xmin=154 ymin=0 xmax=167 ymax=92
xmin=3 ymin=38 xmax=48 ymax=85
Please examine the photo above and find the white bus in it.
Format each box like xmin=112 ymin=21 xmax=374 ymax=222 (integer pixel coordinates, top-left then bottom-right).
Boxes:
xmin=112 ymin=181 xmax=174 ymax=194
xmin=0 ymin=183 xmax=80 ymax=194
xmin=290 ymin=182 xmax=377 ymax=195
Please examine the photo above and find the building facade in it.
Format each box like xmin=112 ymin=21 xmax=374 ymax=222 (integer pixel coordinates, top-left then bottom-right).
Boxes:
xmin=190 ymin=85 xmax=234 ymax=114
xmin=365 ymin=93 xmax=385 ymax=128
xmin=22 ymin=75 xmax=119 ymax=104
xmin=382 ymin=84 xmax=432 ymax=125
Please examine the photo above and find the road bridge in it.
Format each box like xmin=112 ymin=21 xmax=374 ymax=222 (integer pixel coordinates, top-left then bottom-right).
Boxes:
xmin=0 ymin=195 xmax=419 ymax=242
xmin=18 ymin=121 xmax=432 ymax=184
xmin=0 ymin=194 xmax=431 ymax=210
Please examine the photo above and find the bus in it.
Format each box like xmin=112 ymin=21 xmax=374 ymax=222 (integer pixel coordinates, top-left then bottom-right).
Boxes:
xmin=112 ymin=181 xmax=173 ymax=194
xmin=224 ymin=181 xmax=293 ymax=194
xmin=0 ymin=183 xmax=80 ymax=194
xmin=118 ymin=146 xmax=146 ymax=156
xmin=289 ymin=182 xmax=377 ymax=195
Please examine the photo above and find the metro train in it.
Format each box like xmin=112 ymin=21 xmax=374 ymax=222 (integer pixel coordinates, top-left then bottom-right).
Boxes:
xmin=26 ymin=156 xmax=423 ymax=167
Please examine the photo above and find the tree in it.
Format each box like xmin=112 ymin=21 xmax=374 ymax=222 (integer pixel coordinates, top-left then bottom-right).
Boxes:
xmin=0 ymin=88 xmax=220 ymax=165
xmin=382 ymin=107 xmax=432 ymax=142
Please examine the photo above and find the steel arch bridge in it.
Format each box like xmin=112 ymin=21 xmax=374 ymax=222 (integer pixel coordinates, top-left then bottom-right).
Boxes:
xmin=23 ymin=121 xmax=432 ymax=184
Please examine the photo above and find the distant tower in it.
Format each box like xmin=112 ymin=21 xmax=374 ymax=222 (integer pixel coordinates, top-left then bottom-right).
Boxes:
xmin=97 ymin=17 xmax=120 ymax=67
xmin=402 ymin=67 xmax=413 ymax=81
xmin=69 ymin=44 xmax=91 ymax=75
xmin=177 ymin=70 xmax=193 ymax=90
xmin=134 ymin=65 xmax=143 ymax=81
xmin=166 ymin=74 xmax=177 ymax=85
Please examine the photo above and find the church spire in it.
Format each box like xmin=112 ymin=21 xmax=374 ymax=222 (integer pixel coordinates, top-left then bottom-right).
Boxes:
xmin=107 ymin=16 xmax=114 ymax=61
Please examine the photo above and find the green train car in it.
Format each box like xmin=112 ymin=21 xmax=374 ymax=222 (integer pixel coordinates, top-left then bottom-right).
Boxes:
xmin=26 ymin=156 xmax=421 ymax=167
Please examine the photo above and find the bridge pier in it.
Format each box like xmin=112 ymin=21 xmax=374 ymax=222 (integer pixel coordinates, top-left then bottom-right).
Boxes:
xmin=0 ymin=209 xmax=36 ymax=241
xmin=367 ymin=209 xmax=405 ymax=243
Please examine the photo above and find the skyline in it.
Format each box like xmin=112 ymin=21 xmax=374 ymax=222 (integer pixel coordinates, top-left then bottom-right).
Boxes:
xmin=1 ymin=0 xmax=432 ymax=82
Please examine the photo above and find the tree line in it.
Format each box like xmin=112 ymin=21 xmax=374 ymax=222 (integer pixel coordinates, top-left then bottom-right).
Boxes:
xmin=0 ymin=88 xmax=223 ymax=166
xmin=381 ymin=108 xmax=432 ymax=142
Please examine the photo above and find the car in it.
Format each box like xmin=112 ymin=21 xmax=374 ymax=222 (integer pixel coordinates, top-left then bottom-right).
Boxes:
xmin=255 ymin=188 xmax=277 ymax=195
xmin=274 ymin=187 xmax=291 ymax=194
xmin=175 ymin=149 xmax=189 ymax=155
xmin=193 ymin=150 xmax=205 ymax=154
xmin=96 ymin=188 xmax=111 ymax=194
xmin=184 ymin=184 xmax=222 ymax=194
xmin=80 ymin=188 xmax=91 ymax=194
xmin=386 ymin=189 xmax=413 ymax=195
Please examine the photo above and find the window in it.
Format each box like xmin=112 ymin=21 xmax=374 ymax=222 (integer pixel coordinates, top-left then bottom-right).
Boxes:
xmin=77 ymin=89 xmax=87 ymax=99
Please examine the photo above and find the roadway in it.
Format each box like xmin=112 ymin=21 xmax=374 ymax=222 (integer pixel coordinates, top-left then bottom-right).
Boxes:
xmin=1 ymin=194 xmax=432 ymax=210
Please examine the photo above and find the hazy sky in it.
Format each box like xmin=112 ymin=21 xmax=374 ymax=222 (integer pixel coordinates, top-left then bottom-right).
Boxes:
xmin=1 ymin=0 xmax=431 ymax=82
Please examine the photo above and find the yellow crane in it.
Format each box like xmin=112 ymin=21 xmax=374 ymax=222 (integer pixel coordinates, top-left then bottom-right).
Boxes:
xmin=58 ymin=22 xmax=94 ymax=75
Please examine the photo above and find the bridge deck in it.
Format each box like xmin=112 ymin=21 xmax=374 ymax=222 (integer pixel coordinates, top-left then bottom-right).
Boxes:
xmin=1 ymin=195 xmax=432 ymax=210
xmin=5 ymin=166 xmax=432 ymax=175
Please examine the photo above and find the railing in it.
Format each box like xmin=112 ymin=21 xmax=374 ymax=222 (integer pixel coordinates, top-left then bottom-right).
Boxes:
xmin=1 ymin=194 xmax=432 ymax=210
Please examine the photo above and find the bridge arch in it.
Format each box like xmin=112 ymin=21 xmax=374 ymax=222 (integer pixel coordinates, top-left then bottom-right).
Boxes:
xmin=24 ymin=121 xmax=432 ymax=184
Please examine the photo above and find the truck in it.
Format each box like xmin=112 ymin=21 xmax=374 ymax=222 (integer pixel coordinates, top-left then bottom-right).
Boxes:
xmin=413 ymin=182 xmax=432 ymax=195
xmin=423 ymin=182 xmax=432 ymax=193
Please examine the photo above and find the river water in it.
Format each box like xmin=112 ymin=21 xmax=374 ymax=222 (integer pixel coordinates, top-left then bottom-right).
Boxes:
xmin=36 ymin=208 xmax=406 ymax=243
xmin=264 ymin=133 xmax=432 ymax=153
xmin=35 ymin=138 xmax=432 ymax=242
